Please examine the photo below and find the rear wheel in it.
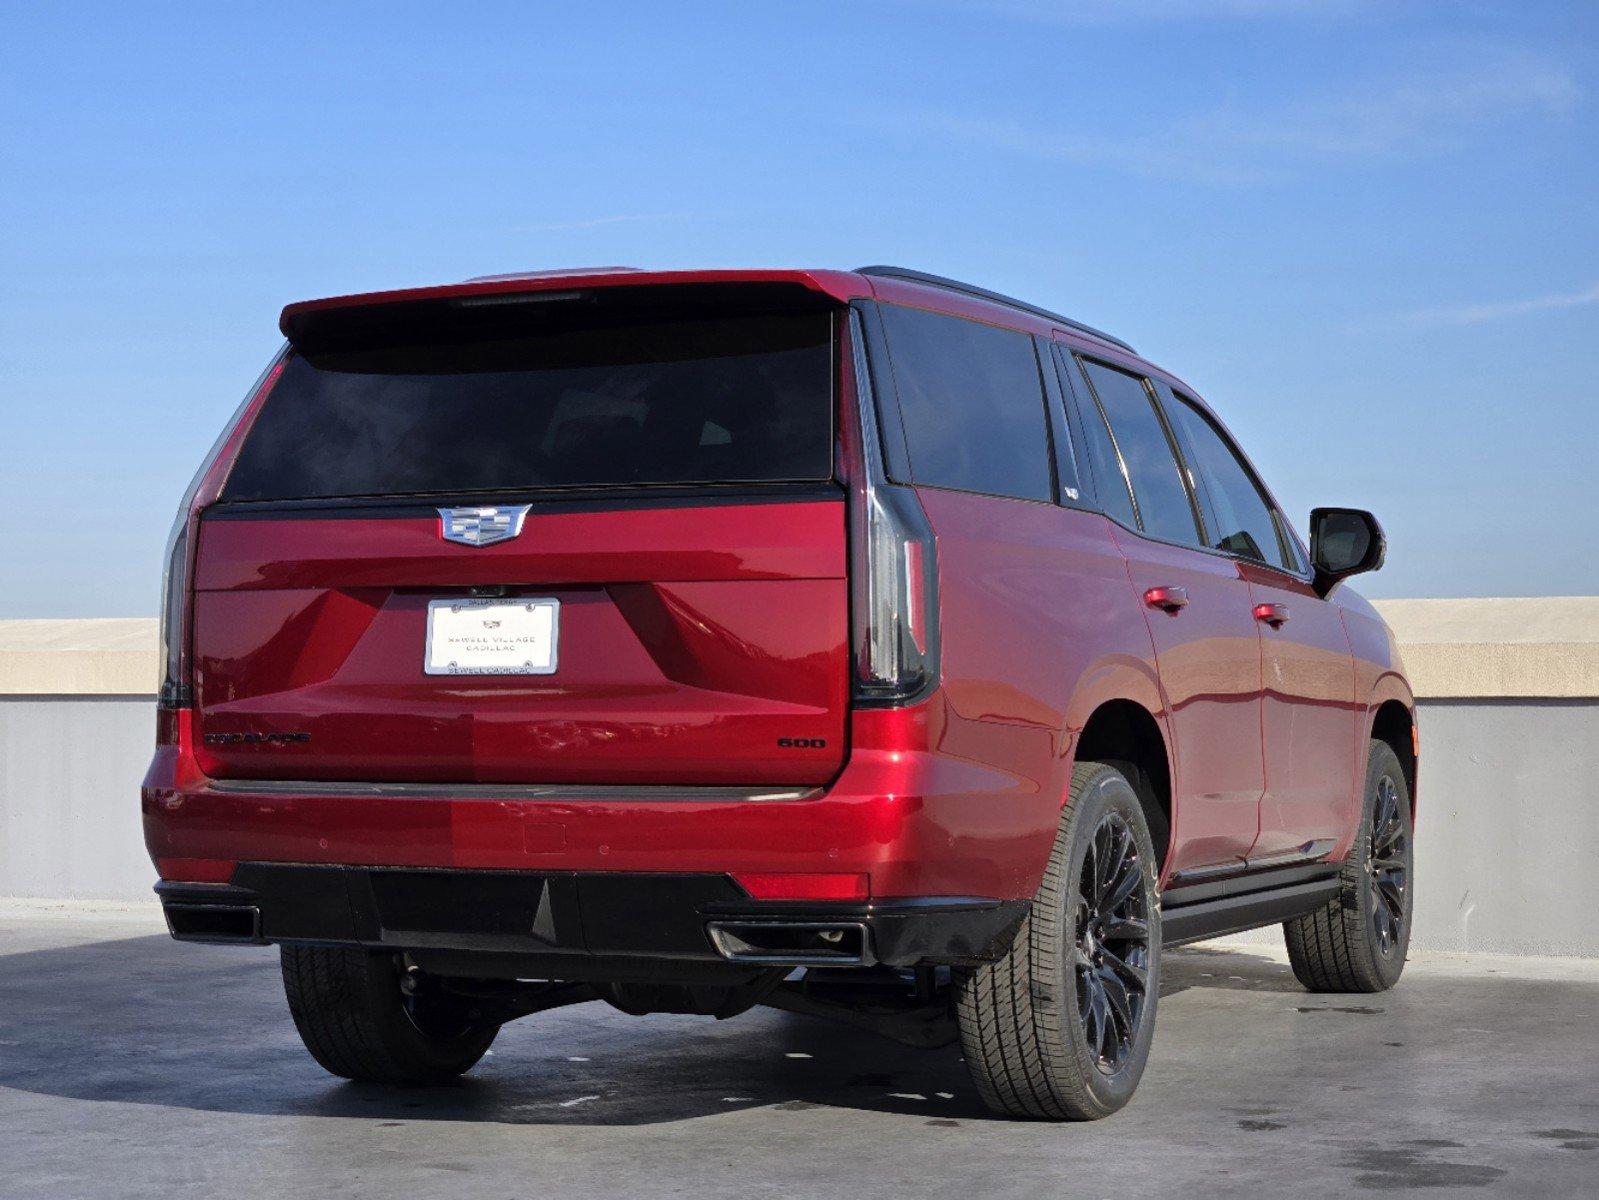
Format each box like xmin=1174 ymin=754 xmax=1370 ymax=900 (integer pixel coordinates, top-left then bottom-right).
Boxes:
xmin=281 ymin=946 xmax=499 ymax=1084
xmin=1285 ymin=738 xmax=1414 ymax=993
xmin=955 ymin=761 xmax=1161 ymax=1120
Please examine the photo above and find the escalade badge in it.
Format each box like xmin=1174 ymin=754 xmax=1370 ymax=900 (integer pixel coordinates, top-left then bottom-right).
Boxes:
xmin=438 ymin=505 xmax=532 ymax=547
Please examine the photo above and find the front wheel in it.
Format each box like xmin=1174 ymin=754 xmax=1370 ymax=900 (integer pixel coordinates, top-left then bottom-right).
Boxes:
xmin=281 ymin=946 xmax=499 ymax=1084
xmin=1285 ymin=738 xmax=1414 ymax=993
xmin=955 ymin=760 xmax=1161 ymax=1120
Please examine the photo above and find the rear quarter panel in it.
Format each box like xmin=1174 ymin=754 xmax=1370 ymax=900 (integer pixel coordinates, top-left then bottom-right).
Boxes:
xmin=915 ymin=489 xmax=1165 ymax=898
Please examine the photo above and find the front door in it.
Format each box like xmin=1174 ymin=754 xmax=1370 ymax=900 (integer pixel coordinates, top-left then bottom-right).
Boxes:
xmin=1155 ymin=382 xmax=1359 ymax=865
xmin=1239 ymin=563 xmax=1361 ymax=858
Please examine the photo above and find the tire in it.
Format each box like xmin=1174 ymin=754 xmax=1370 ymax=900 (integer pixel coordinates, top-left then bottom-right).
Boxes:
xmin=955 ymin=761 xmax=1161 ymax=1120
xmin=280 ymin=945 xmax=499 ymax=1084
xmin=1285 ymin=738 xmax=1414 ymax=993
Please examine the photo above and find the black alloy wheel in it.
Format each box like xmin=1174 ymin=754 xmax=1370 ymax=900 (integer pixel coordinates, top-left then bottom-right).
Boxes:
xmin=1368 ymin=773 xmax=1409 ymax=954
xmin=1074 ymin=811 xmax=1153 ymax=1075
xmin=1284 ymin=737 xmax=1414 ymax=993
xmin=955 ymin=760 xmax=1162 ymax=1118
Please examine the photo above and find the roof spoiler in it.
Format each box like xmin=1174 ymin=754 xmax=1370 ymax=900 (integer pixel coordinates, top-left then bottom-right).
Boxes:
xmin=279 ymin=269 xmax=865 ymax=351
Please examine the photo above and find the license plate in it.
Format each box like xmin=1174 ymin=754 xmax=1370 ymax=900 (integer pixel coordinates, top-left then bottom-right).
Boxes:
xmin=425 ymin=598 xmax=559 ymax=676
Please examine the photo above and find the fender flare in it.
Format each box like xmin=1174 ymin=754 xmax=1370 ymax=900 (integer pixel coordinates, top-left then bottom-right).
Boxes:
xmin=1062 ymin=652 xmax=1171 ymax=776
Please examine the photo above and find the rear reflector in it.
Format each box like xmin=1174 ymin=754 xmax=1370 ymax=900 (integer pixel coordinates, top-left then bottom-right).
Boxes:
xmin=732 ymin=872 xmax=869 ymax=901
xmin=155 ymin=858 xmax=237 ymax=884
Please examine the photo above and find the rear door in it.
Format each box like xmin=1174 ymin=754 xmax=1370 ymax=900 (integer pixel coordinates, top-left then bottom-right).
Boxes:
xmin=191 ymin=294 xmax=849 ymax=787
xmin=1064 ymin=351 xmax=1265 ymax=877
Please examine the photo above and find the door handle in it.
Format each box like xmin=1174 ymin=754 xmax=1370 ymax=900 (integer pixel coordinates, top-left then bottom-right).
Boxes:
xmin=1144 ymin=585 xmax=1190 ymax=613
xmin=1254 ymin=602 xmax=1291 ymax=628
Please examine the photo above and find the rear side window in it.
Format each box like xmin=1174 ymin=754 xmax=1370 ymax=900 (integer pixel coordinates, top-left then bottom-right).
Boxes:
xmin=1065 ymin=353 xmax=1138 ymax=527
xmin=1167 ymin=393 xmax=1293 ymax=569
xmin=220 ymin=312 xmax=834 ymax=502
xmin=878 ymin=305 xmax=1053 ymax=502
xmin=1078 ymin=360 xmax=1201 ymax=547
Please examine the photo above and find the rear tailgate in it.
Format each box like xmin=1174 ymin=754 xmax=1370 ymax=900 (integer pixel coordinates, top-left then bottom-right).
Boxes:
xmin=191 ymin=494 xmax=847 ymax=785
xmin=190 ymin=286 xmax=849 ymax=787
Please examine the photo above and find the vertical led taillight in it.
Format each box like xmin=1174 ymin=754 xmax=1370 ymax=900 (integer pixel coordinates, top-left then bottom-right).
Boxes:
xmin=844 ymin=309 xmax=940 ymax=704
xmin=156 ymin=351 xmax=287 ymax=742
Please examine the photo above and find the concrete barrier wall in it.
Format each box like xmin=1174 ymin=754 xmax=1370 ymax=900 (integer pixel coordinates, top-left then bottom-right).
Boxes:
xmin=1410 ymin=700 xmax=1599 ymax=956
xmin=3 ymin=601 xmax=1598 ymax=956
xmin=0 ymin=696 xmax=156 ymax=901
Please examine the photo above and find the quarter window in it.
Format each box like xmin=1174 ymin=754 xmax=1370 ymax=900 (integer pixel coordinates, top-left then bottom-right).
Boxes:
xmin=1078 ymin=360 xmax=1201 ymax=547
xmin=878 ymin=305 xmax=1054 ymax=502
xmin=1062 ymin=350 xmax=1137 ymax=526
xmin=1166 ymin=393 xmax=1292 ymax=569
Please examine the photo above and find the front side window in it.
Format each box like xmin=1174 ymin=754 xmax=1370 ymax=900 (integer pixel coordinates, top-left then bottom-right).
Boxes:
xmin=878 ymin=305 xmax=1053 ymax=502
xmin=1078 ymin=360 xmax=1201 ymax=547
xmin=1166 ymin=393 xmax=1292 ymax=570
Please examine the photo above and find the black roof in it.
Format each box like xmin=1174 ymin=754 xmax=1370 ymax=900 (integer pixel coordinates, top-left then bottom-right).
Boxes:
xmin=855 ymin=265 xmax=1135 ymax=354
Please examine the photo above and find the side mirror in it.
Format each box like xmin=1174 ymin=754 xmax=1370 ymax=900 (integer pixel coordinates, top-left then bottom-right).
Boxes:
xmin=1309 ymin=507 xmax=1385 ymax=597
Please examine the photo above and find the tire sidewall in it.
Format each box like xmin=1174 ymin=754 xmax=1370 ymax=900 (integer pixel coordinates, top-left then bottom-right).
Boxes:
xmin=1353 ymin=743 xmax=1414 ymax=988
xmin=1057 ymin=765 xmax=1163 ymax=1114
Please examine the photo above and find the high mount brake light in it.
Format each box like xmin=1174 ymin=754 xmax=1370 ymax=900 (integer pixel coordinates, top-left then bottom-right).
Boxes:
xmin=157 ymin=353 xmax=287 ymax=725
xmin=846 ymin=309 xmax=940 ymax=704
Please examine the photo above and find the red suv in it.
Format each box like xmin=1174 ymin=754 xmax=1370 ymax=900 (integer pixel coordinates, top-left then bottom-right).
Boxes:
xmin=144 ymin=265 xmax=1415 ymax=1119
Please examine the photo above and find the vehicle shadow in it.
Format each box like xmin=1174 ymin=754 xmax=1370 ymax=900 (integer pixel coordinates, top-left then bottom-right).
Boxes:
xmin=0 ymin=930 xmax=1310 ymax=1127
xmin=1162 ymin=941 xmax=1308 ymax=995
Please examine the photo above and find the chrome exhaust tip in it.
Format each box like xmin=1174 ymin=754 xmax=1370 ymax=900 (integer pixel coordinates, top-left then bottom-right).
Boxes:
xmin=163 ymin=902 xmax=263 ymax=944
xmin=706 ymin=920 xmax=873 ymax=966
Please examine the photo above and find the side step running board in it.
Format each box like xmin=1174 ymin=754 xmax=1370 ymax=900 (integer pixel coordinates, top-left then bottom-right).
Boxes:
xmin=1161 ymin=875 xmax=1341 ymax=948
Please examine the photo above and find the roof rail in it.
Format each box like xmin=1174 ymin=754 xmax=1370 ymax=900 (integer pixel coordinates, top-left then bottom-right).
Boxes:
xmin=854 ymin=265 xmax=1135 ymax=354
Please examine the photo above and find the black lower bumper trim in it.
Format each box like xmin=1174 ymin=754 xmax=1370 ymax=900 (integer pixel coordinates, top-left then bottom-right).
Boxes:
xmin=156 ymin=866 xmax=1030 ymax=971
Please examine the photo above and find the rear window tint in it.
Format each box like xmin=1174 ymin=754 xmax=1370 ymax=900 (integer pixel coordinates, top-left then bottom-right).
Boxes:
xmin=221 ymin=312 xmax=833 ymax=502
xmin=1069 ymin=362 xmax=1139 ymax=528
xmin=878 ymin=305 xmax=1053 ymax=502
xmin=1079 ymin=360 xmax=1201 ymax=547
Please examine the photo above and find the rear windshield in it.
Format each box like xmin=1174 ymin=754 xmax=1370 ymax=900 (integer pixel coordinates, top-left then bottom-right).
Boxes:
xmin=221 ymin=311 xmax=834 ymax=502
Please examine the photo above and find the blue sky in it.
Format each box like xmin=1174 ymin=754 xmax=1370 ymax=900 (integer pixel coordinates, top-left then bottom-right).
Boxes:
xmin=2 ymin=0 xmax=1596 ymax=615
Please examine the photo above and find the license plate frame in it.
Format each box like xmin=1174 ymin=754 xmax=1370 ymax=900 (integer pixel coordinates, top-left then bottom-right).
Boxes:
xmin=424 ymin=597 xmax=560 ymax=676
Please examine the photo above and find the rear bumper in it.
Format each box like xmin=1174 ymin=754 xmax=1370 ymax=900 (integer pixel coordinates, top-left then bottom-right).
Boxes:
xmin=156 ymin=865 xmax=1028 ymax=971
xmin=142 ymin=703 xmax=1065 ymax=903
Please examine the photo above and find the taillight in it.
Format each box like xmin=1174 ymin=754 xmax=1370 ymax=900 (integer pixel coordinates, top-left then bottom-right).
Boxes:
xmin=156 ymin=352 xmax=287 ymax=736
xmin=156 ymin=517 xmax=193 ymax=713
xmin=845 ymin=310 xmax=940 ymax=704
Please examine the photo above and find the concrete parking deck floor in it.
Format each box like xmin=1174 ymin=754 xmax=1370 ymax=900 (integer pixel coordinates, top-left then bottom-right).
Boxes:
xmin=1 ymin=910 xmax=1596 ymax=1199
